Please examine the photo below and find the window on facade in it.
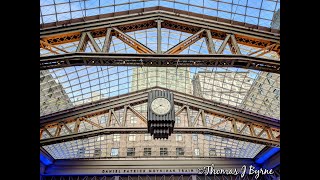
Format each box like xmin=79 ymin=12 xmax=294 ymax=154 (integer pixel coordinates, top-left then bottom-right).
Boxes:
xmin=267 ymin=78 xmax=274 ymax=85
xmin=93 ymin=148 xmax=101 ymax=157
xmin=130 ymin=116 xmax=137 ymax=124
xmin=205 ymin=135 xmax=213 ymax=141
xmin=176 ymin=116 xmax=181 ymax=124
xmin=111 ymin=148 xmax=119 ymax=156
xmin=176 ymin=134 xmax=182 ymax=141
xmin=273 ymin=88 xmax=280 ymax=100
xmin=77 ymin=147 xmax=86 ymax=158
xmin=113 ymin=134 xmax=120 ymax=142
xmin=128 ymin=134 xmax=136 ymax=141
xmin=96 ymin=136 xmax=105 ymax=141
xmin=194 ymin=148 xmax=200 ymax=156
xmin=192 ymin=134 xmax=198 ymax=141
xmin=179 ymin=73 xmax=184 ymax=79
xmin=250 ymin=94 xmax=256 ymax=102
xmin=258 ymin=84 xmax=263 ymax=95
xmin=209 ymin=148 xmax=216 ymax=156
xmin=225 ymin=148 xmax=232 ymax=157
xmin=160 ymin=148 xmax=168 ymax=156
xmin=176 ymin=148 xmax=184 ymax=156
xmin=144 ymin=148 xmax=151 ymax=156
xmin=127 ymin=148 xmax=135 ymax=156
xmin=144 ymin=134 xmax=152 ymax=141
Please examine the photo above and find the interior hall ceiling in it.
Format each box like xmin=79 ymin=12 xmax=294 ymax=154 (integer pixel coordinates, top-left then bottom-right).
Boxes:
xmin=40 ymin=0 xmax=280 ymax=161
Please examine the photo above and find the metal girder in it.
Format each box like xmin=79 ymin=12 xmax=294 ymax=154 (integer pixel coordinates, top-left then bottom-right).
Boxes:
xmin=229 ymin=34 xmax=241 ymax=55
xmin=156 ymin=20 xmax=163 ymax=54
xmin=40 ymin=40 xmax=69 ymax=54
xmin=248 ymin=44 xmax=277 ymax=57
xmin=204 ymin=29 xmax=216 ymax=54
xmin=128 ymin=105 xmax=147 ymax=124
xmin=86 ymin=32 xmax=102 ymax=52
xmin=175 ymin=105 xmax=186 ymax=116
xmin=110 ymin=109 xmax=122 ymax=127
xmin=122 ymin=105 xmax=128 ymax=126
xmin=40 ymin=88 xmax=149 ymax=126
xmin=41 ymin=87 xmax=279 ymax=128
xmin=43 ymin=127 xmax=54 ymax=138
xmin=164 ymin=29 xmax=205 ymax=54
xmin=186 ymin=106 xmax=191 ymax=127
xmin=112 ymin=27 xmax=155 ymax=54
xmin=40 ymin=87 xmax=280 ymax=147
xmin=54 ymin=124 xmax=62 ymax=137
xmin=82 ymin=117 xmax=104 ymax=129
xmin=217 ymin=34 xmax=241 ymax=54
xmin=76 ymin=32 xmax=89 ymax=52
xmin=40 ymin=53 xmax=280 ymax=73
xmin=40 ymin=7 xmax=280 ymax=54
xmin=40 ymin=127 xmax=279 ymax=147
xmin=102 ymin=28 xmax=112 ymax=52
xmin=74 ymin=119 xmax=81 ymax=133
xmin=191 ymin=110 xmax=202 ymax=127
xmin=61 ymin=122 xmax=72 ymax=134
xmin=76 ymin=31 xmax=103 ymax=53
xmin=217 ymin=34 xmax=231 ymax=54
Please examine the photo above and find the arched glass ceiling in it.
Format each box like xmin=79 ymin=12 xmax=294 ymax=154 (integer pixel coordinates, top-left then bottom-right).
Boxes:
xmin=40 ymin=0 xmax=280 ymax=29
xmin=40 ymin=1 xmax=280 ymax=162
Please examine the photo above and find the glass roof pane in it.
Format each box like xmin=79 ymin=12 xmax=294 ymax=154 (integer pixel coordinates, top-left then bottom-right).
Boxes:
xmin=40 ymin=0 xmax=281 ymax=29
xmin=40 ymin=0 xmax=280 ymax=162
xmin=40 ymin=65 xmax=280 ymax=119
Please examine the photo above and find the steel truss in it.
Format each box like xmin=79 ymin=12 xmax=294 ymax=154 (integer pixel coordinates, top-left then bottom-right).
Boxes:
xmin=40 ymin=7 xmax=280 ymax=72
xmin=40 ymin=174 xmax=279 ymax=180
xmin=40 ymin=87 xmax=280 ymax=147
xmin=40 ymin=53 xmax=279 ymax=73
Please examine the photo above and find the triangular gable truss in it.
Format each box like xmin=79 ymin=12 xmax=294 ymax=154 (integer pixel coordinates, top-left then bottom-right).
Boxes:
xmin=40 ymin=88 xmax=280 ymax=147
xmin=41 ymin=10 xmax=280 ymax=57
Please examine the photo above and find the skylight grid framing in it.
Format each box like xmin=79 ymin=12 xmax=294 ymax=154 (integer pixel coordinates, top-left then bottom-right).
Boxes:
xmin=41 ymin=65 xmax=279 ymax=119
xmin=40 ymin=0 xmax=280 ymax=28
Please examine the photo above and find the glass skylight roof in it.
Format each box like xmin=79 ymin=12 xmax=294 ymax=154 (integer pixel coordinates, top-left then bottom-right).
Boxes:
xmin=40 ymin=0 xmax=280 ymax=29
xmin=40 ymin=0 xmax=280 ymax=161
xmin=40 ymin=28 xmax=280 ymax=119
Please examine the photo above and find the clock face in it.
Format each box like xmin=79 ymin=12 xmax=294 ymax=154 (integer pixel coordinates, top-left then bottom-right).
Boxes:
xmin=151 ymin=97 xmax=172 ymax=115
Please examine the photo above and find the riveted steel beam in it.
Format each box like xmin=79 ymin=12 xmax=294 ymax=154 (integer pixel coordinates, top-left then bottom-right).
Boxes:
xmin=40 ymin=53 xmax=280 ymax=73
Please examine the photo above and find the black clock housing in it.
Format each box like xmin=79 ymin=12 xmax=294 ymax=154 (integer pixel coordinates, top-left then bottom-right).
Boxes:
xmin=147 ymin=90 xmax=175 ymax=139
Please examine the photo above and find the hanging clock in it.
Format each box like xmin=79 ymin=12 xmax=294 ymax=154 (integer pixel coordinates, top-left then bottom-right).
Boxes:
xmin=150 ymin=97 xmax=172 ymax=115
xmin=147 ymin=90 xmax=175 ymax=139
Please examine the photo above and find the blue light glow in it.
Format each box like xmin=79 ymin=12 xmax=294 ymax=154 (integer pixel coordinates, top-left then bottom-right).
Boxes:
xmin=40 ymin=153 xmax=53 ymax=166
xmin=255 ymin=147 xmax=280 ymax=164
